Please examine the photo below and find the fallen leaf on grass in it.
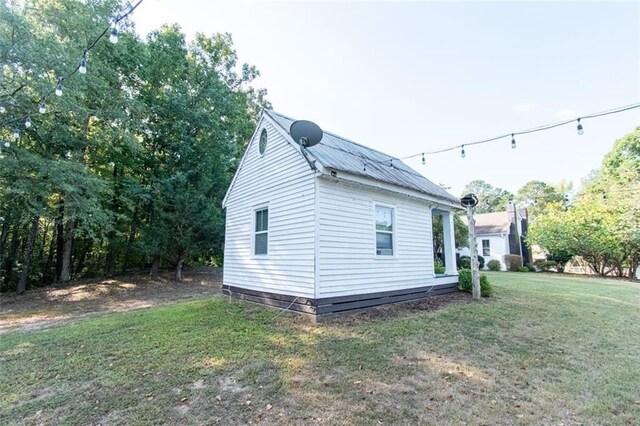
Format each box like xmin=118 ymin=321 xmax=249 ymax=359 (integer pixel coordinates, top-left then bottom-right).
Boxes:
xmin=180 ymin=397 xmax=188 ymax=403
xmin=266 ymin=404 xmax=272 ymax=410
xmin=215 ymin=395 xmax=222 ymax=402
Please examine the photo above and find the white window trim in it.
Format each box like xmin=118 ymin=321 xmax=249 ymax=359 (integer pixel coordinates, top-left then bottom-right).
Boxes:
xmin=258 ymin=128 xmax=268 ymax=157
xmin=373 ymin=202 xmax=397 ymax=259
xmin=482 ymin=239 xmax=491 ymax=257
xmin=252 ymin=204 xmax=269 ymax=258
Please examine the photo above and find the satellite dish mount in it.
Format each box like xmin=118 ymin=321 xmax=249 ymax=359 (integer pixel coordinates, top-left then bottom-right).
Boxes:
xmin=290 ymin=120 xmax=323 ymax=170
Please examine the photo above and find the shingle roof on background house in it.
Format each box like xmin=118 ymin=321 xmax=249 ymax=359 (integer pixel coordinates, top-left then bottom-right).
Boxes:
xmin=462 ymin=212 xmax=511 ymax=234
xmin=265 ymin=109 xmax=459 ymax=205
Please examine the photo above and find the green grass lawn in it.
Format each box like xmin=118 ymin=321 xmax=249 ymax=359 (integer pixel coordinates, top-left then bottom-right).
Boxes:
xmin=1 ymin=272 xmax=639 ymax=425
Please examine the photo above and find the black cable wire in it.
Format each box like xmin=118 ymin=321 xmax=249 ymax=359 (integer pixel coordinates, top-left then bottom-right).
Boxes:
xmin=400 ymin=102 xmax=640 ymax=159
xmin=0 ymin=0 xmax=145 ymax=129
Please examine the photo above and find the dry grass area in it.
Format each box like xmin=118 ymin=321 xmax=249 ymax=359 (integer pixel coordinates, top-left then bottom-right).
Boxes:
xmin=1 ymin=272 xmax=639 ymax=425
xmin=0 ymin=269 xmax=221 ymax=333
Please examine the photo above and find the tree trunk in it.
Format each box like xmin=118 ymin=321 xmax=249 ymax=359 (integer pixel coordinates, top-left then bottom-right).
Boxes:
xmin=42 ymin=231 xmax=56 ymax=285
xmin=17 ymin=215 xmax=40 ymax=295
xmin=55 ymin=202 xmax=64 ymax=282
xmin=0 ymin=220 xmax=9 ymax=291
xmin=5 ymin=224 xmax=23 ymax=286
xmin=174 ymin=250 xmax=187 ymax=282
xmin=75 ymin=240 xmax=90 ymax=277
xmin=122 ymin=208 xmax=139 ymax=274
xmin=59 ymin=220 xmax=75 ymax=283
xmin=105 ymin=165 xmax=119 ymax=277
xmin=150 ymin=254 xmax=161 ymax=279
xmin=105 ymin=232 xmax=116 ymax=277
xmin=466 ymin=206 xmax=480 ymax=300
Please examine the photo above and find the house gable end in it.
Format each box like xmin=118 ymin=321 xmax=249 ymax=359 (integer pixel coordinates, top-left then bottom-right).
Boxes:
xmin=223 ymin=112 xmax=317 ymax=208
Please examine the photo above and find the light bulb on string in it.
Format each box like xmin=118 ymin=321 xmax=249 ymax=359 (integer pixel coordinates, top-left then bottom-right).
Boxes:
xmin=55 ymin=79 xmax=64 ymax=96
xmin=79 ymin=54 xmax=87 ymax=74
xmin=39 ymin=101 xmax=46 ymax=114
xmin=25 ymin=116 xmax=32 ymax=128
xmin=109 ymin=27 xmax=119 ymax=44
xmin=3 ymin=140 xmax=9 ymax=148
xmin=421 ymin=153 xmax=426 ymax=165
xmin=12 ymin=129 xmax=19 ymax=140
xmin=511 ymin=133 xmax=516 ymax=149
xmin=461 ymin=145 xmax=466 ymax=158
xmin=0 ymin=105 xmax=5 ymax=114
xmin=577 ymin=118 xmax=584 ymax=135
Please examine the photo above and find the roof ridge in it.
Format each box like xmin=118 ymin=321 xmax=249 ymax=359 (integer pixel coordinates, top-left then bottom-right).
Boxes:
xmin=267 ymin=109 xmax=400 ymax=161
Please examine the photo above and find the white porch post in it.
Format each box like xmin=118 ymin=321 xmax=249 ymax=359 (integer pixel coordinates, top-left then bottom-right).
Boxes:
xmin=441 ymin=211 xmax=458 ymax=276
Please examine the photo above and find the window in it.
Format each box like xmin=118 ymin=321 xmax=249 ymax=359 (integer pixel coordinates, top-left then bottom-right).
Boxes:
xmin=254 ymin=208 xmax=268 ymax=255
xmin=482 ymin=239 xmax=490 ymax=256
xmin=258 ymin=128 xmax=267 ymax=156
xmin=375 ymin=206 xmax=394 ymax=256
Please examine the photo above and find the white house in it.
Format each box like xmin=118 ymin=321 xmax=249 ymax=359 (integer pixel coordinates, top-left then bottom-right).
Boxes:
xmin=459 ymin=204 xmax=529 ymax=270
xmin=222 ymin=109 xmax=462 ymax=319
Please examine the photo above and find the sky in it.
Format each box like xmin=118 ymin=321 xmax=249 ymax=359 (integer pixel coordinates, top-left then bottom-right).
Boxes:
xmin=132 ymin=1 xmax=640 ymax=196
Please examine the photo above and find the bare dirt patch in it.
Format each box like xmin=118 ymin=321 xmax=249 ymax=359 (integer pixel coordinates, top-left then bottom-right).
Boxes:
xmin=0 ymin=268 xmax=221 ymax=333
xmin=324 ymin=291 xmax=473 ymax=325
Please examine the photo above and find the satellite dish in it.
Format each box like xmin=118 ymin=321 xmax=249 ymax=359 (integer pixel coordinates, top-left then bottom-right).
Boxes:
xmin=461 ymin=193 xmax=479 ymax=208
xmin=290 ymin=120 xmax=323 ymax=148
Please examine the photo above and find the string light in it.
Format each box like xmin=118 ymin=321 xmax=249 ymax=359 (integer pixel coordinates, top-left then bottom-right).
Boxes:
xmin=511 ymin=133 xmax=516 ymax=149
xmin=109 ymin=27 xmax=119 ymax=44
xmin=79 ymin=53 xmax=88 ymax=74
xmin=24 ymin=116 xmax=31 ymax=128
xmin=55 ymin=78 xmax=64 ymax=96
xmin=3 ymin=140 xmax=9 ymax=148
xmin=421 ymin=153 xmax=426 ymax=165
xmin=0 ymin=0 xmax=145 ymax=129
xmin=461 ymin=145 xmax=466 ymax=158
xmin=12 ymin=129 xmax=19 ymax=140
xmin=398 ymin=103 xmax=639 ymax=163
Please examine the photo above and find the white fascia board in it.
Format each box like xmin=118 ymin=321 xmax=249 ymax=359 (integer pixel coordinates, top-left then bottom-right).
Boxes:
xmin=318 ymin=169 xmax=462 ymax=210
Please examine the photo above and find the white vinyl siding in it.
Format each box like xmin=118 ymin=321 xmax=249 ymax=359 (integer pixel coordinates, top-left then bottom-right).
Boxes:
xmin=317 ymin=177 xmax=437 ymax=298
xmin=223 ymin=118 xmax=316 ymax=297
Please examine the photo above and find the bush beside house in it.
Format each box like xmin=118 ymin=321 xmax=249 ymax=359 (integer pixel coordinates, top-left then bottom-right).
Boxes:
xmin=457 ymin=268 xmax=493 ymax=297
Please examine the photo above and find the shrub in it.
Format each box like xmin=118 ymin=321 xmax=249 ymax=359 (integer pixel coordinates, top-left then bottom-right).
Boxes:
xmin=517 ymin=266 xmax=529 ymax=272
xmin=434 ymin=259 xmax=445 ymax=274
xmin=458 ymin=255 xmax=485 ymax=270
xmin=457 ymin=268 xmax=493 ymax=297
xmin=459 ymin=256 xmax=471 ymax=269
xmin=525 ymin=263 xmax=536 ymax=272
xmin=487 ymin=259 xmax=501 ymax=271
xmin=503 ymin=254 xmax=523 ymax=272
xmin=533 ymin=259 xmax=556 ymax=272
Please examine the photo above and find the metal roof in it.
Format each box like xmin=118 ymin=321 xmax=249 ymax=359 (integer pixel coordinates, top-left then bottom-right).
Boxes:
xmin=265 ymin=110 xmax=459 ymax=205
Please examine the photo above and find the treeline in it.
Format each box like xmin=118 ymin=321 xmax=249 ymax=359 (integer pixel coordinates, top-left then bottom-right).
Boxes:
xmin=527 ymin=128 xmax=640 ymax=278
xmin=0 ymin=0 xmax=269 ymax=294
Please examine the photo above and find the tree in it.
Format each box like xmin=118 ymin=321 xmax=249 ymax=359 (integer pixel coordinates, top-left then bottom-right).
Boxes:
xmin=529 ymin=128 xmax=640 ymax=277
xmin=1 ymin=1 xmax=268 ymax=293
xmin=515 ymin=180 xmax=568 ymax=221
xmin=461 ymin=180 xmax=513 ymax=214
xmin=432 ymin=214 xmax=468 ymax=261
